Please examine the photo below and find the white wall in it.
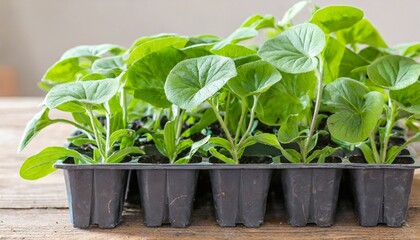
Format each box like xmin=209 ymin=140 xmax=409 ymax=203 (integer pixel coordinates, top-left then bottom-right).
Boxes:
xmin=1 ymin=0 xmax=419 ymax=96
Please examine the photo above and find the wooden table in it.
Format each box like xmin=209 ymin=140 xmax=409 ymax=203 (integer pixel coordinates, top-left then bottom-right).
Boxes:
xmin=1 ymin=97 xmax=420 ymax=239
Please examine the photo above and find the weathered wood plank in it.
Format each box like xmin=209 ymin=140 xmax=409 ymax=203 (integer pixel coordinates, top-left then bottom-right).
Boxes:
xmin=1 ymin=207 xmax=420 ymax=240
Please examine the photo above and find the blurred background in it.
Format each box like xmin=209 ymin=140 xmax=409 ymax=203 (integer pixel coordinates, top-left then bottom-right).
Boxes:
xmin=0 ymin=0 xmax=419 ymax=96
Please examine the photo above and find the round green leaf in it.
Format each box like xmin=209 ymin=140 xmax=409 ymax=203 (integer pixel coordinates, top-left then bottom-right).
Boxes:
xmin=241 ymin=14 xmax=275 ymax=30
xmin=258 ymin=23 xmax=326 ymax=74
xmin=60 ymin=44 xmax=125 ymax=60
xmin=390 ymin=82 xmax=420 ymax=114
xmin=336 ymin=19 xmax=387 ymax=48
xmin=211 ymin=44 xmax=256 ymax=58
xmin=367 ymin=55 xmax=420 ymax=90
xmin=127 ymin=36 xmax=188 ymax=65
xmin=323 ymin=78 xmax=384 ymax=143
xmin=126 ymin=47 xmax=186 ymax=108
xmin=256 ymin=71 xmax=316 ymax=125
xmin=164 ymin=56 xmax=237 ymax=110
xmin=310 ymin=6 xmax=364 ymax=33
xmin=212 ymin=27 xmax=258 ymax=51
xmin=227 ymin=60 xmax=282 ymax=97
xmin=42 ymin=56 xmax=98 ymax=85
xmin=45 ymin=79 xmax=120 ymax=109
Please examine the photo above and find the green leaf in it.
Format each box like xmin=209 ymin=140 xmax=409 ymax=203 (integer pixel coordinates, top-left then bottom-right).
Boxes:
xmin=227 ymin=60 xmax=282 ymax=97
xmin=186 ymin=34 xmax=221 ymax=46
xmin=306 ymin=146 xmax=338 ymax=163
xmin=209 ymin=147 xmax=236 ymax=164
xmin=92 ymin=55 xmax=125 ymax=75
xmin=72 ymin=112 xmax=91 ymax=127
xmin=336 ymin=19 xmax=387 ymax=48
xmin=339 ymin=46 xmax=369 ymax=78
xmin=163 ymin=120 xmax=177 ymax=161
xmin=279 ymin=1 xmax=309 ymax=26
xmin=129 ymin=33 xmax=180 ymax=52
xmin=278 ymin=116 xmax=300 ymax=143
xmin=42 ymin=56 xmax=98 ymax=85
xmin=19 ymin=108 xmax=54 ymax=152
xmin=179 ymin=135 xmax=211 ymax=163
xmin=109 ymin=129 xmax=135 ymax=148
xmin=368 ymin=55 xmax=420 ymax=90
xmin=322 ymin=37 xmax=346 ymax=83
xmin=256 ymin=71 xmax=316 ymax=125
xmin=310 ymin=6 xmax=364 ymax=33
xmin=212 ymin=27 xmax=258 ymax=51
xmin=323 ymin=78 xmax=384 ymax=143
xmin=211 ymin=44 xmax=256 ymax=58
xmin=127 ymin=36 xmax=188 ymax=65
xmin=358 ymin=47 xmax=387 ymax=62
xmin=182 ymin=109 xmax=216 ymax=137
xmin=385 ymin=132 xmax=420 ymax=164
xmin=241 ymin=14 xmax=275 ymax=30
xmin=248 ymin=133 xmax=281 ymax=149
xmin=181 ymin=43 xmax=213 ymax=58
xmin=60 ymin=44 xmax=125 ymax=60
xmin=164 ymin=55 xmax=237 ymax=110
xmin=322 ymin=37 xmax=369 ymax=83
xmin=399 ymin=42 xmax=420 ymax=58
xmin=234 ymin=55 xmax=261 ymax=67
xmin=106 ymin=147 xmax=144 ymax=163
xmin=20 ymin=147 xmax=87 ymax=180
xmin=126 ymin=47 xmax=186 ymax=108
xmin=45 ymin=79 xmax=119 ymax=109
xmin=149 ymin=133 xmax=166 ymax=157
xmin=209 ymin=137 xmax=231 ymax=150
xmin=71 ymin=138 xmax=97 ymax=146
xmin=357 ymin=143 xmax=376 ymax=164
xmin=80 ymin=73 xmax=108 ymax=81
xmin=174 ymin=139 xmax=193 ymax=157
xmin=390 ymin=82 xmax=420 ymax=114
xmin=258 ymin=23 xmax=326 ymax=74
xmin=281 ymin=148 xmax=302 ymax=163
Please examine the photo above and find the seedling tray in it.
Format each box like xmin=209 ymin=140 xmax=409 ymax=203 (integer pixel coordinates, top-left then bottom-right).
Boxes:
xmin=54 ymin=160 xmax=420 ymax=170
xmin=54 ymin=153 xmax=420 ymax=229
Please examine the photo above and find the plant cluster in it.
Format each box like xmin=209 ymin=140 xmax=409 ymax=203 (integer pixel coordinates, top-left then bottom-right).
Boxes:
xmin=19 ymin=1 xmax=420 ymax=180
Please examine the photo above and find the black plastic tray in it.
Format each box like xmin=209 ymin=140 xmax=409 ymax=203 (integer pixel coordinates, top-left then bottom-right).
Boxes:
xmin=54 ymin=159 xmax=420 ymax=170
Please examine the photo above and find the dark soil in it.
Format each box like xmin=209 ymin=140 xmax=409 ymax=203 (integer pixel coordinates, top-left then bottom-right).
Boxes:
xmin=138 ymin=155 xmax=202 ymax=164
xmin=279 ymin=156 xmax=342 ymax=164
xmin=348 ymin=156 xmax=414 ymax=164
xmin=209 ymin=156 xmax=272 ymax=164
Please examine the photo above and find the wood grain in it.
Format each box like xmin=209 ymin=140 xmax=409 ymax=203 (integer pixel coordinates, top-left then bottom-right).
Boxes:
xmin=1 ymin=97 xmax=420 ymax=240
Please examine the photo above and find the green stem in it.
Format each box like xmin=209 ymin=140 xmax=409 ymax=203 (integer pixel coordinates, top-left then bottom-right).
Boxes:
xmin=105 ymin=110 xmax=111 ymax=158
xmin=234 ymin=99 xmax=247 ymax=144
xmin=369 ymin=131 xmax=380 ymax=164
xmin=121 ymin=88 xmax=128 ymax=128
xmin=209 ymin=101 xmax=238 ymax=163
xmin=380 ymin=99 xmax=397 ymax=163
xmin=302 ymin=59 xmax=324 ymax=161
xmin=238 ymin=95 xmax=259 ymax=146
xmin=224 ymin=92 xmax=231 ymax=128
xmin=153 ymin=108 xmax=163 ymax=131
xmin=175 ymin=109 xmax=184 ymax=145
xmin=86 ymin=106 xmax=106 ymax=163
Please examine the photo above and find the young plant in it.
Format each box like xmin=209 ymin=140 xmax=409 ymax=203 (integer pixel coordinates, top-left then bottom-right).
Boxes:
xmin=164 ymin=54 xmax=282 ymax=164
xmin=19 ymin=79 xmax=144 ymax=180
xmin=327 ymin=55 xmax=420 ymax=164
xmin=254 ymin=23 xmax=341 ymax=163
xmin=146 ymin=111 xmax=210 ymax=164
xmin=326 ymin=55 xmax=420 ymax=164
